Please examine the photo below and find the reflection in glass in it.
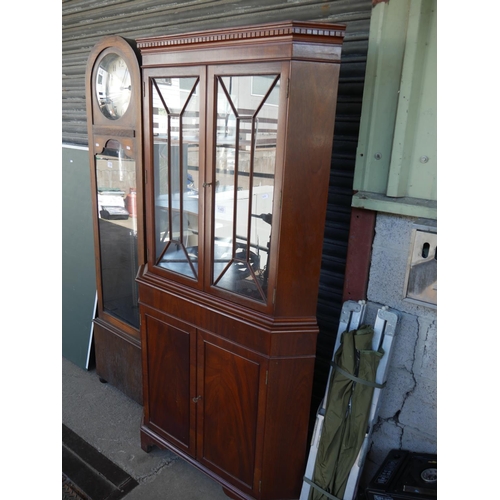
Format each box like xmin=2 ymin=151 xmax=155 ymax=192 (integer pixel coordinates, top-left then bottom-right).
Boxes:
xmin=152 ymin=77 xmax=200 ymax=279
xmin=95 ymin=139 xmax=139 ymax=327
xmin=213 ymin=74 xmax=280 ymax=302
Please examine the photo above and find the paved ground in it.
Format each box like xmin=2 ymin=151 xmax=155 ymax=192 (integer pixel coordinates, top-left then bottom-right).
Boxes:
xmin=62 ymin=356 xmax=229 ymax=500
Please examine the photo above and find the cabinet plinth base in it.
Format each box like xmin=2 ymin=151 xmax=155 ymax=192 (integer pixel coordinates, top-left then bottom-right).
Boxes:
xmin=140 ymin=424 xmax=258 ymax=500
xmin=140 ymin=427 xmax=155 ymax=453
xmin=222 ymin=487 xmax=247 ymax=500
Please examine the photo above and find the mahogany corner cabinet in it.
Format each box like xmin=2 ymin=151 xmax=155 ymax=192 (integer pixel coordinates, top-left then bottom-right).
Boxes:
xmin=135 ymin=21 xmax=345 ymax=500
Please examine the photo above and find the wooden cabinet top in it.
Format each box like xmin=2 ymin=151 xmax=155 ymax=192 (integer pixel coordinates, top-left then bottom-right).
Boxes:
xmin=137 ymin=20 xmax=345 ymax=65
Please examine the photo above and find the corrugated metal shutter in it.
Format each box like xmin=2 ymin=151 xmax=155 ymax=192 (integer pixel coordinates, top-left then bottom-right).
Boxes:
xmin=63 ymin=0 xmax=372 ymax=426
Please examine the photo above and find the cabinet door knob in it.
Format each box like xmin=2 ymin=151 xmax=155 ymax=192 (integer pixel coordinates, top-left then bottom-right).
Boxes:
xmin=192 ymin=395 xmax=202 ymax=403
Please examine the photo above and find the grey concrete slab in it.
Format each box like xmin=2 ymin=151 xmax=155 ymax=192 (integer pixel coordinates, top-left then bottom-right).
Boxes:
xmin=62 ymin=356 xmax=228 ymax=499
xmin=123 ymin=458 xmax=229 ymax=500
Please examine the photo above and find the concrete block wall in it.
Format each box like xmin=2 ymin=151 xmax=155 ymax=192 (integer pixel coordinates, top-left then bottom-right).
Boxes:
xmin=359 ymin=213 xmax=437 ymax=485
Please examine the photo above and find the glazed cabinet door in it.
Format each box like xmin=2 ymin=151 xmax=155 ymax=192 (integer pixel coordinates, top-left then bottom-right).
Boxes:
xmin=143 ymin=66 xmax=206 ymax=289
xmin=205 ymin=62 xmax=288 ymax=311
xmin=142 ymin=312 xmax=197 ymax=457
xmin=196 ymin=330 xmax=268 ymax=496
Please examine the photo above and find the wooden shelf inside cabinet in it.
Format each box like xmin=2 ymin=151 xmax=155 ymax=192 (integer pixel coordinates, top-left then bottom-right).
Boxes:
xmin=136 ymin=21 xmax=345 ymax=500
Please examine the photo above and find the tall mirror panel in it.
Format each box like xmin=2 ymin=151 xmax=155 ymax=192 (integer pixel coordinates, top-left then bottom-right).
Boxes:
xmin=95 ymin=139 xmax=139 ymax=327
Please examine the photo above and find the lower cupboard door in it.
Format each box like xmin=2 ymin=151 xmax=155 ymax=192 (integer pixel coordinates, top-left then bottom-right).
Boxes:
xmin=145 ymin=313 xmax=196 ymax=456
xmin=196 ymin=331 xmax=267 ymax=494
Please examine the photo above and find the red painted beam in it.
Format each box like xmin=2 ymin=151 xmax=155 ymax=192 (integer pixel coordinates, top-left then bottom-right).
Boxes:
xmin=342 ymin=207 xmax=376 ymax=302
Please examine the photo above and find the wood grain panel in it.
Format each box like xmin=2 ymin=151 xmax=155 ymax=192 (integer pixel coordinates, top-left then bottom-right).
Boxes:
xmin=197 ymin=332 xmax=264 ymax=493
xmin=145 ymin=314 xmax=195 ymax=455
xmin=261 ymin=356 xmax=315 ymax=499
xmin=93 ymin=320 xmax=143 ymax=404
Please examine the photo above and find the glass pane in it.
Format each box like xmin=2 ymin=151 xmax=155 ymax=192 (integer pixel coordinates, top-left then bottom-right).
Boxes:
xmin=95 ymin=139 xmax=139 ymax=327
xmin=152 ymin=77 xmax=200 ymax=279
xmin=252 ymin=75 xmax=280 ymax=106
xmin=95 ymin=54 xmax=131 ymax=120
xmin=213 ymin=75 xmax=280 ymax=302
